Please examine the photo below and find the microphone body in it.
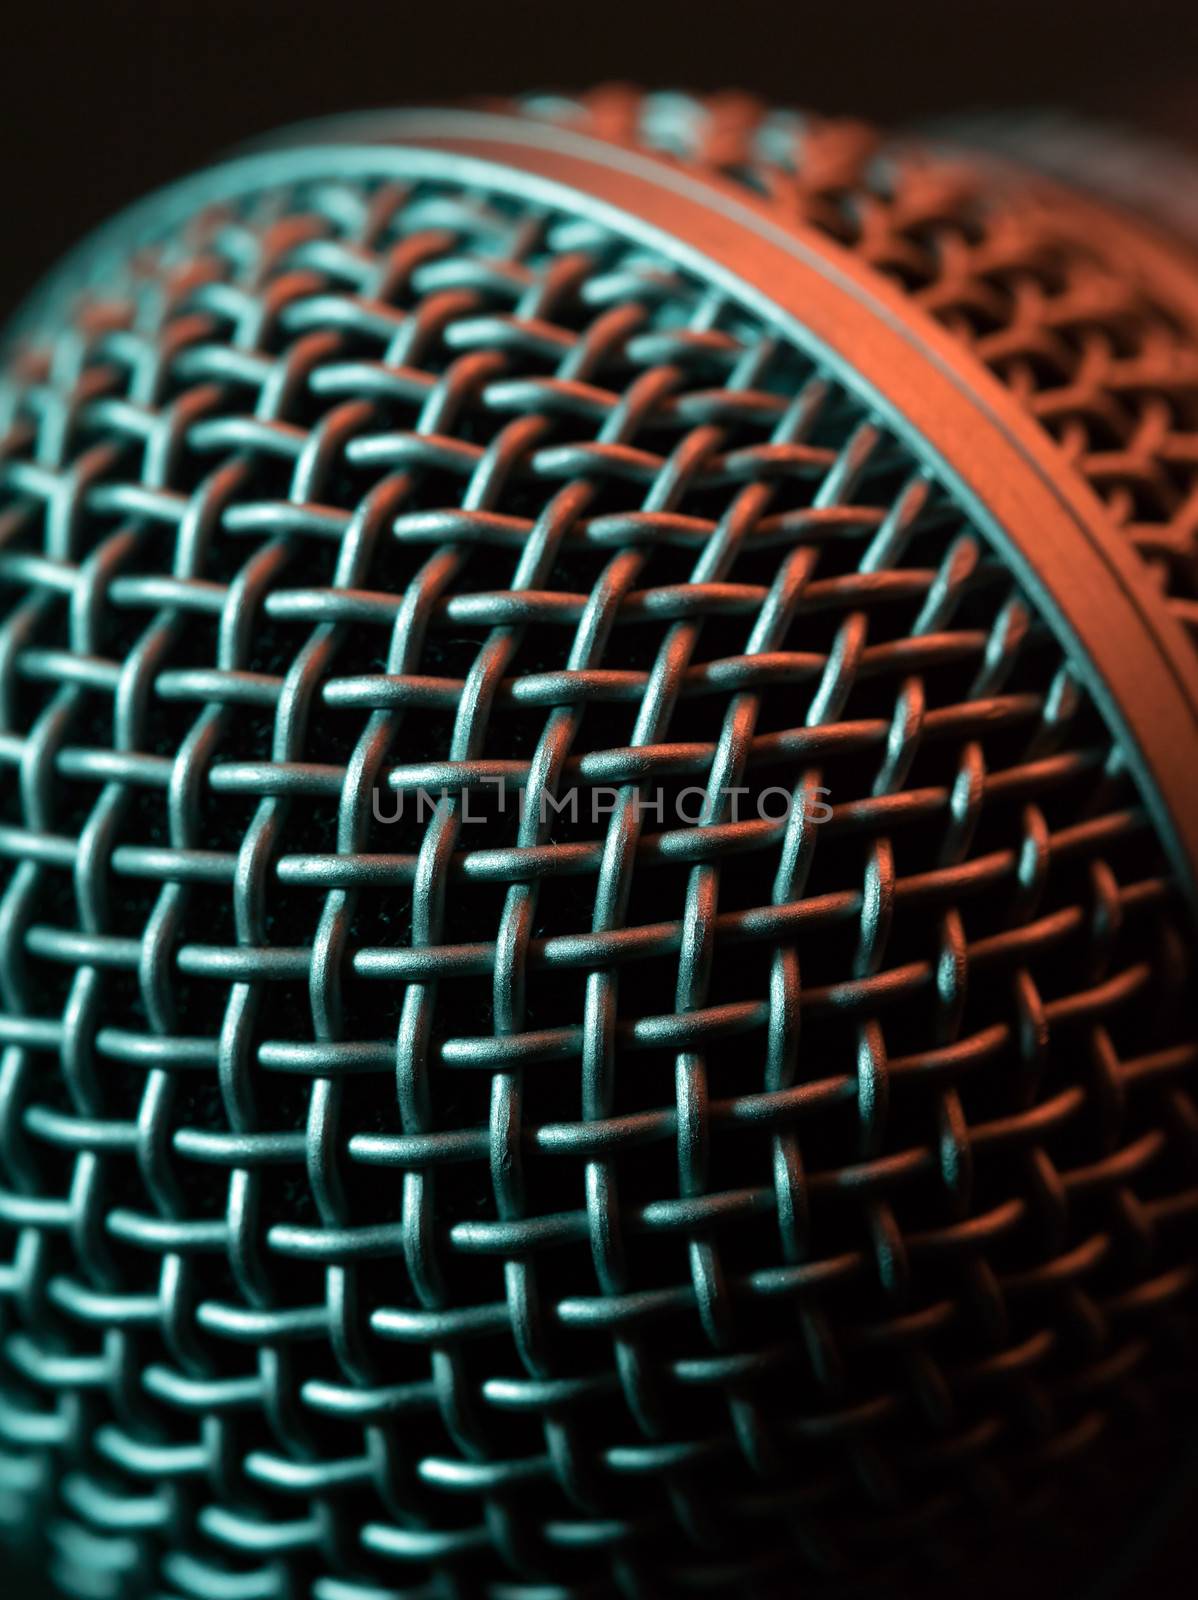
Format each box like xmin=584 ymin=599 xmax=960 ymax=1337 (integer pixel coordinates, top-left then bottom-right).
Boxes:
xmin=0 ymin=93 xmax=1195 ymax=1600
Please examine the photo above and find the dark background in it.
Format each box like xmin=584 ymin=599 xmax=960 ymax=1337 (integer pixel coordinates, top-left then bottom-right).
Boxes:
xmin=1 ymin=1 xmax=1196 ymax=1594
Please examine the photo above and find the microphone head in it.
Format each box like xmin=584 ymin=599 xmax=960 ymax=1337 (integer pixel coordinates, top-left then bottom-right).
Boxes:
xmin=0 ymin=93 xmax=1195 ymax=1600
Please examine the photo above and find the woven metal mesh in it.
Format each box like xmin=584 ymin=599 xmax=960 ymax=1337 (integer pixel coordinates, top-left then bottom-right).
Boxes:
xmin=520 ymin=90 xmax=1198 ymax=644
xmin=0 ymin=160 xmax=1195 ymax=1600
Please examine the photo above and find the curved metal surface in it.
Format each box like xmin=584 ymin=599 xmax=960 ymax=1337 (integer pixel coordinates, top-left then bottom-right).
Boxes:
xmin=320 ymin=113 xmax=1198 ymax=904
xmin=1 ymin=111 xmax=1195 ymax=1600
xmin=11 ymin=113 xmax=1198 ymax=900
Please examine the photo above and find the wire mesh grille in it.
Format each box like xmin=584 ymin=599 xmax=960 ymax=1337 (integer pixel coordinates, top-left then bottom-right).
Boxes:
xmin=520 ymin=90 xmax=1198 ymax=644
xmin=0 ymin=162 xmax=1195 ymax=1600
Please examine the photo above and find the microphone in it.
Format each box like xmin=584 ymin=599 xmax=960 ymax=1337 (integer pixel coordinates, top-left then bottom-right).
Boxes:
xmin=0 ymin=92 xmax=1195 ymax=1600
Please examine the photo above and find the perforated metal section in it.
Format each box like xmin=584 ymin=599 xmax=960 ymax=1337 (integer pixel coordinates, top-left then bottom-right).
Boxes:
xmin=0 ymin=166 xmax=1195 ymax=1600
xmin=520 ymin=90 xmax=1198 ymax=644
